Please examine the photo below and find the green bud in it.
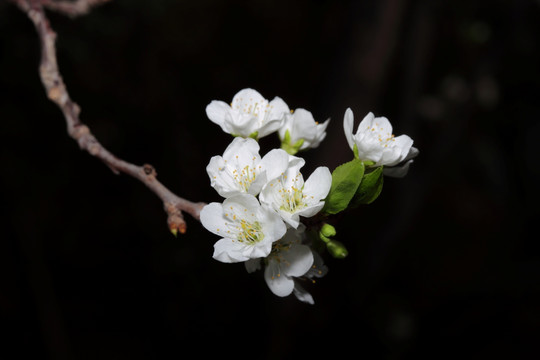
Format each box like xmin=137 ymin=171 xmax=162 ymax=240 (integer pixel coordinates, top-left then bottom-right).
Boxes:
xmin=326 ymin=240 xmax=349 ymax=259
xmin=320 ymin=223 xmax=336 ymax=238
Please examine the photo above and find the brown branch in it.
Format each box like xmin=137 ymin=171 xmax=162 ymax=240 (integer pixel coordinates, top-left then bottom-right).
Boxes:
xmin=14 ymin=0 xmax=206 ymax=235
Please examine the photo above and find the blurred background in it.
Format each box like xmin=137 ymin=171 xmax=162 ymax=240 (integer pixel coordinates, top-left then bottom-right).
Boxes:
xmin=1 ymin=0 xmax=539 ymax=358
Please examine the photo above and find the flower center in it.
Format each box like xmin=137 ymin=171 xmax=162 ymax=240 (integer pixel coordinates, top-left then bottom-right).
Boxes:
xmin=233 ymin=97 xmax=274 ymax=122
xmin=232 ymin=165 xmax=257 ymax=192
xmin=276 ymin=173 xmax=306 ymax=213
xmin=221 ymin=155 xmax=262 ymax=193
xmin=369 ymin=123 xmax=396 ymax=148
xmin=236 ymin=219 xmax=264 ymax=244
xmin=224 ymin=209 xmax=264 ymax=245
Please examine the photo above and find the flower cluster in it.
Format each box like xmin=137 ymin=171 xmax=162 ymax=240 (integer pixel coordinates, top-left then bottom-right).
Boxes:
xmin=201 ymin=88 xmax=418 ymax=304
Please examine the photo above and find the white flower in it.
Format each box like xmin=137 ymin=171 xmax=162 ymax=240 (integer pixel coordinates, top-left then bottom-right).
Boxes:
xmin=206 ymin=88 xmax=289 ymax=139
xmin=343 ymin=108 xmax=414 ymax=167
xmin=278 ymin=108 xmax=330 ymax=153
xmin=259 ymin=163 xmax=332 ymax=228
xmin=245 ymin=227 xmax=314 ymax=300
xmin=207 ymin=137 xmax=304 ymax=198
xmin=293 ymin=250 xmax=328 ymax=305
xmin=200 ymin=194 xmax=287 ymax=263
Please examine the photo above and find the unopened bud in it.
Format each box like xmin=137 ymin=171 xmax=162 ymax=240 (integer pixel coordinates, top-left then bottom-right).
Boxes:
xmin=326 ymin=240 xmax=348 ymax=259
xmin=320 ymin=223 xmax=336 ymax=238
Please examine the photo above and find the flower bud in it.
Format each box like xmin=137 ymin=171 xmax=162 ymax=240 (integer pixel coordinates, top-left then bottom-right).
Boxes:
xmin=320 ymin=223 xmax=336 ymax=238
xmin=326 ymin=240 xmax=348 ymax=259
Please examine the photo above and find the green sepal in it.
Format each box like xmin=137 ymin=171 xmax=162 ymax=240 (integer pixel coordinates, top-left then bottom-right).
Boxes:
xmin=363 ymin=160 xmax=375 ymax=167
xmin=283 ymin=129 xmax=291 ymax=144
xmin=322 ymin=158 xmax=365 ymax=215
xmin=280 ymin=130 xmax=305 ymax=155
xmin=350 ymin=165 xmax=384 ymax=207
xmin=353 ymin=143 xmax=360 ymax=159
xmin=248 ymin=131 xmax=259 ymax=140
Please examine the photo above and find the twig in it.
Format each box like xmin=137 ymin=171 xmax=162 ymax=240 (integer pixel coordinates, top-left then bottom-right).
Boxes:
xmin=41 ymin=0 xmax=111 ymax=18
xmin=13 ymin=0 xmax=206 ymax=234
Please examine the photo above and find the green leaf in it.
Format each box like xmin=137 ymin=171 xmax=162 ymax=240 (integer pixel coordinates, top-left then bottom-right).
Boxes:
xmin=322 ymin=159 xmax=365 ymax=215
xmin=350 ymin=166 xmax=384 ymax=207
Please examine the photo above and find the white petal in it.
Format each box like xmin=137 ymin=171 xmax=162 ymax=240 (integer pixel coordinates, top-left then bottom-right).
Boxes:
xmin=302 ymin=166 xmax=332 ymax=202
xmin=232 ymin=88 xmax=265 ymax=106
xmin=199 ymin=203 xmax=228 ymax=236
xmin=405 ymin=146 xmax=419 ymax=161
xmin=206 ymin=101 xmax=233 ymax=133
xmin=291 ymin=109 xmax=318 ymax=140
xmin=393 ymin=134 xmax=414 ymax=158
xmin=357 ymin=111 xmax=376 ymax=135
xmin=306 ymin=250 xmax=328 ymax=278
xmin=371 ymin=115 xmax=393 ymax=135
xmin=280 ymin=243 xmax=314 ymax=277
xmin=278 ymin=210 xmax=301 ymax=229
xmin=378 ymin=145 xmax=402 ymax=167
xmin=259 ymin=148 xmax=291 ymax=182
xmin=279 ymin=226 xmax=304 ymax=246
xmin=264 ymin=261 xmax=295 ymax=297
xmin=223 ymin=137 xmax=260 ymax=161
xmin=213 ymin=238 xmax=250 ymax=263
xmin=296 ymin=202 xmax=325 ymax=218
xmin=206 ymin=156 xmax=240 ymax=198
xmin=259 ymin=98 xmax=288 ymax=137
xmin=343 ymin=108 xmax=355 ymax=150
xmin=307 ymin=118 xmax=330 ymax=149
xmin=293 ymin=282 xmax=314 ymax=305
xmin=268 ymin=96 xmax=290 ymax=119
xmin=223 ymin=193 xmax=261 ymax=214
xmin=242 ymin=239 xmax=273 ymax=259
xmin=383 ymin=159 xmax=414 ymax=178
xmin=258 ymin=118 xmax=285 ymax=139
xmin=260 ymin=205 xmax=288 ymax=241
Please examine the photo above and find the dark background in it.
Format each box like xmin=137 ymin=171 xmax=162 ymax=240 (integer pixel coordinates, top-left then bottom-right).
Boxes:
xmin=1 ymin=0 xmax=539 ymax=358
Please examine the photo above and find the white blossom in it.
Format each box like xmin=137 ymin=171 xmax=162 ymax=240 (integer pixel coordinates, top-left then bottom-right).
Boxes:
xmin=259 ymin=162 xmax=332 ymax=228
xmin=278 ymin=108 xmax=329 ymax=153
xmin=245 ymin=227 xmax=315 ymax=301
xmin=206 ymin=88 xmax=289 ymax=139
xmin=207 ymin=137 xmax=304 ymax=198
xmin=200 ymin=194 xmax=287 ymax=263
xmin=343 ymin=108 xmax=414 ymax=167
xmin=292 ymin=249 xmax=328 ymax=305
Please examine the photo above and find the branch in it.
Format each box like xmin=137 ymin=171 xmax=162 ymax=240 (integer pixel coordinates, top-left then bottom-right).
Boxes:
xmin=44 ymin=0 xmax=111 ymax=18
xmin=14 ymin=0 xmax=206 ymax=235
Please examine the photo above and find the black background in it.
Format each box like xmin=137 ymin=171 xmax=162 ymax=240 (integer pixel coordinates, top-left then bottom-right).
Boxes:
xmin=1 ymin=0 xmax=539 ymax=359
